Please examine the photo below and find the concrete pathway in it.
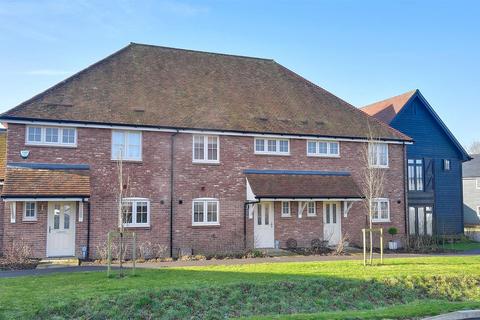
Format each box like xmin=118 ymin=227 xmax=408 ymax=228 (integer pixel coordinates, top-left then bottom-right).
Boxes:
xmin=423 ymin=310 xmax=480 ymax=320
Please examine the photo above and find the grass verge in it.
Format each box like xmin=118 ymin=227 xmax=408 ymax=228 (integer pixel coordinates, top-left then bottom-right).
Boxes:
xmin=1 ymin=256 xmax=480 ymax=319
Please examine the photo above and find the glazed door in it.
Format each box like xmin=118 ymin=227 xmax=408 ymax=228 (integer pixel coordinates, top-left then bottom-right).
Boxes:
xmin=47 ymin=202 xmax=76 ymax=257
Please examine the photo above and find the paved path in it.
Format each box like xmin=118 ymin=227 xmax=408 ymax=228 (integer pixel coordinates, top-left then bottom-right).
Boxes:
xmin=1 ymin=251 xmax=477 ymax=278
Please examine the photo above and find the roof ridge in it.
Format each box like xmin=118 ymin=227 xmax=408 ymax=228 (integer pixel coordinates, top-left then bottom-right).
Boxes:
xmin=274 ymin=62 xmax=412 ymax=141
xmin=361 ymin=89 xmax=417 ymax=110
xmin=130 ymin=42 xmax=275 ymax=62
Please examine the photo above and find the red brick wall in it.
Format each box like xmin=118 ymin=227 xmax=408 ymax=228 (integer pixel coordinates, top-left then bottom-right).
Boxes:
xmin=1 ymin=123 xmax=406 ymax=258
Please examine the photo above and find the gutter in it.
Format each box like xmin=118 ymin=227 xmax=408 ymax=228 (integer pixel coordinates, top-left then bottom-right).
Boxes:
xmin=86 ymin=200 xmax=91 ymax=260
xmin=169 ymin=130 xmax=179 ymax=257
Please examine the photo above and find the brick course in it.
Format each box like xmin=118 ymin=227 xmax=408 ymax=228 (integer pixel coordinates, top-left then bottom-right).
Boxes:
xmin=1 ymin=123 xmax=406 ymax=258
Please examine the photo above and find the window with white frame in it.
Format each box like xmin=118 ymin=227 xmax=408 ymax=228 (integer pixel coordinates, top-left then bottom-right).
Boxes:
xmin=476 ymin=179 xmax=480 ymax=189
xmin=193 ymin=135 xmax=219 ymax=163
xmin=254 ymin=138 xmax=289 ymax=155
xmin=121 ymin=198 xmax=150 ymax=227
xmin=307 ymin=140 xmax=340 ymax=157
xmin=408 ymin=159 xmax=424 ymax=191
xmin=192 ymin=198 xmax=219 ymax=225
xmin=26 ymin=126 xmax=77 ymax=146
xmin=307 ymin=201 xmax=316 ymax=216
xmin=444 ymin=159 xmax=451 ymax=171
xmin=112 ymin=130 xmax=142 ymax=161
xmin=23 ymin=202 xmax=37 ymax=221
xmin=368 ymin=143 xmax=388 ymax=167
xmin=281 ymin=201 xmax=291 ymax=217
xmin=477 ymin=206 xmax=480 ymax=218
xmin=371 ymin=198 xmax=390 ymax=222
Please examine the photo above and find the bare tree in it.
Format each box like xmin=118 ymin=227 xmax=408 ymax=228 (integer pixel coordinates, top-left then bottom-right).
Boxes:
xmin=468 ymin=140 xmax=480 ymax=155
xmin=116 ymin=151 xmax=131 ymax=276
xmin=359 ymin=126 xmax=386 ymax=264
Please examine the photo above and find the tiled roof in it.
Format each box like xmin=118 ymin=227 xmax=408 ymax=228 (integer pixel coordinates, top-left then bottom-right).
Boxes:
xmin=2 ymin=164 xmax=90 ymax=198
xmin=0 ymin=43 xmax=410 ymax=141
xmin=0 ymin=130 xmax=6 ymax=180
xmin=246 ymin=172 xmax=362 ymax=199
xmin=463 ymin=154 xmax=480 ymax=177
xmin=361 ymin=90 xmax=417 ymax=124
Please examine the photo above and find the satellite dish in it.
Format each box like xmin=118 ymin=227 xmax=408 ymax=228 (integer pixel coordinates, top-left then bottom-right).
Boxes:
xmin=20 ymin=150 xmax=30 ymax=159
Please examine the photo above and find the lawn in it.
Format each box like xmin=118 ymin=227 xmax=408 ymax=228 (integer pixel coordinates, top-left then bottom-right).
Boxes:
xmin=441 ymin=239 xmax=480 ymax=251
xmin=1 ymin=256 xmax=480 ymax=319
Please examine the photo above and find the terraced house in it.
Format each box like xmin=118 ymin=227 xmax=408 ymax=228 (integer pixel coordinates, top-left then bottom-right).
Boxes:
xmin=0 ymin=43 xmax=411 ymax=259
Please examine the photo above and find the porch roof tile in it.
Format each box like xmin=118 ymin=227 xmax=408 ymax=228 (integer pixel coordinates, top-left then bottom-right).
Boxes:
xmin=2 ymin=165 xmax=90 ymax=198
xmin=246 ymin=172 xmax=362 ymax=199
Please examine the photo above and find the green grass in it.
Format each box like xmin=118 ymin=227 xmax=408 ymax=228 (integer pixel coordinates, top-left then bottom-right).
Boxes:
xmin=441 ymin=239 xmax=480 ymax=251
xmin=1 ymin=256 xmax=480 ymax=319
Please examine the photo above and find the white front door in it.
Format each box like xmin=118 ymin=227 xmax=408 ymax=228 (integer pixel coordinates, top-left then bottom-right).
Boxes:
xmin=254 ymin=202 xmax=274 ymax=248
xmin=323 ymin=202 xmax=341 ymax=245
xmin=47 ymin=202 xmax=76 ymax=257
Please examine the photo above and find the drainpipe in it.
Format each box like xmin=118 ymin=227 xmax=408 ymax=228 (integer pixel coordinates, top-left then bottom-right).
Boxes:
xmin=244 ymin=200 xmax=260 ymax=249
xmin=169 ymin=131 xmax=179 ymax=257
xmin=86 ymin=199 xmax=91 ymax=260
xmin=403 ymin=143 xmax=409 ymax=242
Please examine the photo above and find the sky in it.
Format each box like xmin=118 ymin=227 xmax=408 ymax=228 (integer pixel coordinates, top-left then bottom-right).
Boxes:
xmin=0 ymin=0 xmax=479 ymax=148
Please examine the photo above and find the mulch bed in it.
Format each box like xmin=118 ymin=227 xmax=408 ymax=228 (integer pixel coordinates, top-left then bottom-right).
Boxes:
xmin=0 ymin=259 xmax=40 ymax=271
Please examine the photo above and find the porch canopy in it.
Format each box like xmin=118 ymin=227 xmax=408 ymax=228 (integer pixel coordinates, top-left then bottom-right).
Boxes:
xmin=2 ymin=162 xmax=90 ymax=201
xmin=245 ymin=169 xmax=362 ymax=201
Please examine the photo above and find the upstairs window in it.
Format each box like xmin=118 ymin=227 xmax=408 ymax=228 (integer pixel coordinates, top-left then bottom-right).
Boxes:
xmin=371 ymin=198 xmax=390 ymax=222
xmin=254 ymin=138 xmax=289 ymax=155
xmin=192 ymin=198 xmax=219 ymax=225
xmin=193 ymin=135 xmax=219 ymax=163
xmin=408 ymin=159 xmax=424 ymax=191
xmin=443 ymin=159 xmax=451 ymax=171
xmin=112 ymin=130 xmax=142 ymax=161
xmin=26 ymin=126 xmax=77 ymax=147
xmin=368 ymin=143 xmax=388 ymax=167
xmin=121 ymin=198 xmax=150 ymax=227
xmin=307 ymin=140 xmax=340 ymax=157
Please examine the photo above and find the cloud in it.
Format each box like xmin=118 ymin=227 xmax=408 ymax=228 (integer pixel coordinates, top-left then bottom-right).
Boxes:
xmin=24 ymin=69 xmax=71 ymax=76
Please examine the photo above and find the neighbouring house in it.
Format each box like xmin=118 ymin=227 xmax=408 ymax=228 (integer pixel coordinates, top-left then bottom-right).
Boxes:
xmin=0 ymin=43 xmax=411 ymax=259
xmin=462 ymin=155 xmax=480 ymax=227
xmin=362 ymin=90 xmax=471 ymax=237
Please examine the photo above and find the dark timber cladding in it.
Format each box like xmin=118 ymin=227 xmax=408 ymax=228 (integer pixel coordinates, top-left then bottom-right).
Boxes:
xmin=0 ymin=43 xmax=409 ymax=142
xmin=362 ymin=90 xmax=470 ymax=235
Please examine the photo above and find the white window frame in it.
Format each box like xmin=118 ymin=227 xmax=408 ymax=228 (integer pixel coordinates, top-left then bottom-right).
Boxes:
xmin=476 ymin=179 xmax=480 ymax=189
xmin=371 ymin=198 xmax=390 ymax=222
xmin=254 ymin=138 xmax=290 ymax=156
xmin=111 ymin=130 xmax=142 ymax=161
xmin=26 ymin=125 xmax=77 ymax=147
xmin=368 ymin=143 xmax=389 ymax=168
xmin=192 ymin=135 xmax=220 ymax=164
xmin=10 ymin=202 xmax=16 ymax=223
xmin=307 ymin=201 xmax=317 ymax=216
xmin=306 ymin=140 xmax=340 ymax=157
xmin=192 ymin=198 xmax=220 ymax=226
xmin=281 ymin=201 xmax=291 ymax=217
xmin=444 ymin=159 xmax=451 ymax=171
xmin=23 ymin=201 xmax=37 ymax=222
xmin=477 ymin=206 xmax=480 ymax=218
xmin=121 ymin=198 xmax=150 ymax=228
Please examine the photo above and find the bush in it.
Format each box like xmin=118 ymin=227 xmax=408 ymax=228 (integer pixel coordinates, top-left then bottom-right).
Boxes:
xmin=0 ymin=238 xmax=37 ymax=270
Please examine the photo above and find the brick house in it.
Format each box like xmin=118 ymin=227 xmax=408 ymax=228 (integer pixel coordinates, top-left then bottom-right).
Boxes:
xmin=0 ymin=43 xmax=411 ymax=259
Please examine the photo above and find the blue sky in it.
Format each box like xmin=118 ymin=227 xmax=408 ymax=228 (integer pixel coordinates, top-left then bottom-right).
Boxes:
xmin=0 ymin=0 xmax=479 ymax=147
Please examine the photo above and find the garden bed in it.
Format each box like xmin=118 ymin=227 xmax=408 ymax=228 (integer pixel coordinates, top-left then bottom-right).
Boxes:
xmin=0 ymin=258 xmax=39 ymax=271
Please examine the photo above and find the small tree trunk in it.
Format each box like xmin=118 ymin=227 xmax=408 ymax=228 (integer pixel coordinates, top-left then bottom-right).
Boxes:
xmin=119 ymin=232 xmax=123 ymax=277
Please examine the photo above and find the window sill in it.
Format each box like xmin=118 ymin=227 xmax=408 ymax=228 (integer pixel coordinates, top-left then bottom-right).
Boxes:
xmin=122 ymin=224 xmax=150 ymax=229
xmin=307 ymin=154 xmax=340 ymax=158
xmin=372 ymin=220 xmax=391 ymax=223
xmin=111 ymin=159 xmax=143 ymax=163
xmin=192 ymin=161 xmax=220 ymax=165
xmin=22 ymin=219 xmax=37 ymax=223
xmin=26 ymin=143 xmax=77 ymax=148
xmin=281 ymin=215 xmax=292 ymax=218
xmin=369 ymin=165 xmax=389 ymax=169
xmin=306 ymin=215 xmax=318 ymax=218
xmin=191 ymin=224 xmax=221 ymax=228
xmin=254 ymin=153 xmax=290 ymax=157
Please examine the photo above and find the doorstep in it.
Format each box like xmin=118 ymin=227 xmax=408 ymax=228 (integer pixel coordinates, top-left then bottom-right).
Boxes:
xmin=37 ymin=257 xmax=80 ymax=269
